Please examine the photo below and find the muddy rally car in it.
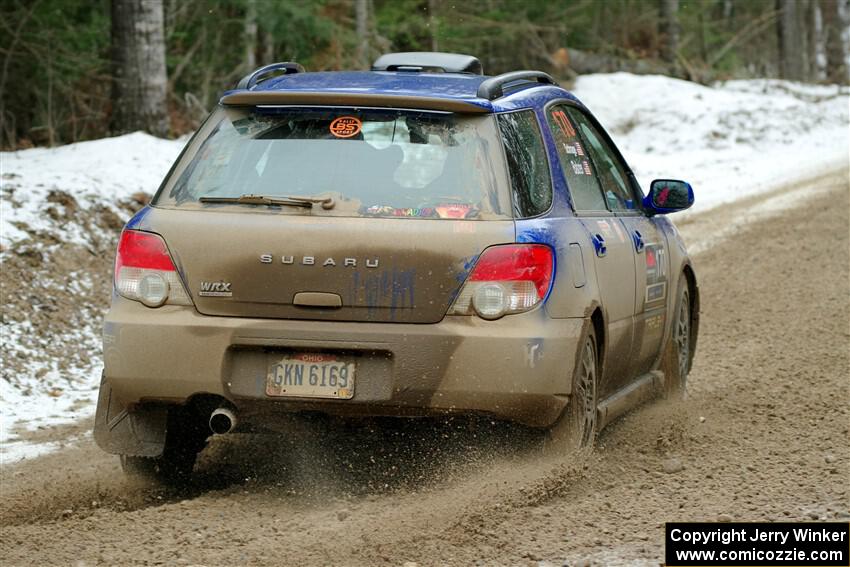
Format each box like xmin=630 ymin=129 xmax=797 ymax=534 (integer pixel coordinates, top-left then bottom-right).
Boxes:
xmin=94 ymin=52 xmax=699 ymax=482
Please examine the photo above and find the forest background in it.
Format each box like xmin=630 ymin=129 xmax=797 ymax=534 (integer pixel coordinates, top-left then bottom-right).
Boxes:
xmin=1 ymin=0 xmax=848 ymax=150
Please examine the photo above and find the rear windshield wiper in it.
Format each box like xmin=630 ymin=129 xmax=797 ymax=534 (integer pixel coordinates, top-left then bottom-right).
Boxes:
xmin=199 ymin=194 xmax=335 ymax=209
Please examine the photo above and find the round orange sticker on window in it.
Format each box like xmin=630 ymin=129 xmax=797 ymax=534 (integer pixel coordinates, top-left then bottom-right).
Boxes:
xmin=329 ymin=116 xmax=362 ymax=138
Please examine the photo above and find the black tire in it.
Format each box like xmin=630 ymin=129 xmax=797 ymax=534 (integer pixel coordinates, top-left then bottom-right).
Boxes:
xmin=120 ymin=448 xmax=196 ymax=485
xmin=662 ymin=273 xmax=692 ymax=398
xmin=548 ymin=326 xmax=599 ymax=451
xmin=120 ymin=406 xmax=208 ymax=485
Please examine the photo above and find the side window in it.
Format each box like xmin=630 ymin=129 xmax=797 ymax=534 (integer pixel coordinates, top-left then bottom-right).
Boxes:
xmin=546 ymin=106 xmax=607 ymax=212
xmin=565 ymin=108 xmax=636 ymax=212
xmin=497 ymin=110 xmax=553 ymax=217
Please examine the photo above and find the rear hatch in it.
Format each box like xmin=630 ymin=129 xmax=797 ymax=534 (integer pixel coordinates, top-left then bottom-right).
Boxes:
xmin=150 ymin=105 xmax=515 ymax=323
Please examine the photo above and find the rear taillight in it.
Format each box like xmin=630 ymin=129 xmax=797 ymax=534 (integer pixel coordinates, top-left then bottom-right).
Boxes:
xmin=114 ymin=230 xmax=191 ymax=307
xmin=449 ymin=244 xmax=554 ymax=320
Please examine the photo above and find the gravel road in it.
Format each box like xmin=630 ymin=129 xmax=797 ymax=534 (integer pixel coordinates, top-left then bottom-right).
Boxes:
xmin=1 ymin=169 xmax=848 ymax=566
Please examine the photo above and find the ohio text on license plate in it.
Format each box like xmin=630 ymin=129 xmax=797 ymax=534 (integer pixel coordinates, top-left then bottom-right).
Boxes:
xmin=266 ymin=353 xmax=355 ymax=399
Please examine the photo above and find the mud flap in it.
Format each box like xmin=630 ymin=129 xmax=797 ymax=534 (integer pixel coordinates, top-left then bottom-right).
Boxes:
xmin=93 ymin=376 xmax=167 ymax=457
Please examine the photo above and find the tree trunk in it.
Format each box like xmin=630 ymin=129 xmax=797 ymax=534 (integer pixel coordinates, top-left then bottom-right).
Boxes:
xmin=799 ymin=0 xmax=812 ymax=79
xmin=698 ymin=6 xmax=709 ymax=64
xmin=110 ymin=0 xmax=169 ymax=137
xmin=428 ymin=0 xmax=439 ymax=52
xmin=260 ymin=27 xmax=274 ymax=66
xmin=722 ymin=0 xmax=734 ymax=28
xmin=776 ymin=0 xmax=807 ymax=80
xmin=809 ymin=0 xmax=823 ymax=80
xmin=822 ymin=0 xmax=849 ymax=84
xmin=659 ymin=0 xmax=680 ymax=64
xmin=244 ymin=0 xmax=257 ymax=71
xmin=355 ymin=0 xmax=369 ymax=69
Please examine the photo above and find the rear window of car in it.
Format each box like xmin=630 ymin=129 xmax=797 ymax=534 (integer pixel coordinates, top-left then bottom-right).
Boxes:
xmin=497 ymin=110 xmax=552 ymax=217
xmin=155 ymin=106 xmax=513 ymax=220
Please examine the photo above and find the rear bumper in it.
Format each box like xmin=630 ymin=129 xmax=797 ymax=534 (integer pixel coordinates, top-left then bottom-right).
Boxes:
xmin=101 ymin=296 xmax=584 ymax=428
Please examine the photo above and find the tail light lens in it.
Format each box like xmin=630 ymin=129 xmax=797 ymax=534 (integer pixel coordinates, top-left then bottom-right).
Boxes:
xmin=449 ymin=244 xmax=554 ymax=320
xmin=114 ymin=230 xmax=192 ymax=307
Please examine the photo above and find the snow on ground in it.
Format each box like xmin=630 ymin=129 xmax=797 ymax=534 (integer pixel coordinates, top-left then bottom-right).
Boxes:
xmin=0 ymin=132 xmax=185 ymax=247
xmin=0 ymin=133 xmax=186 ymax=465
xmin=572 ymin=74 xmax=849 ymax=216
xmin=1 ymin=74 xmax=848 ymax=463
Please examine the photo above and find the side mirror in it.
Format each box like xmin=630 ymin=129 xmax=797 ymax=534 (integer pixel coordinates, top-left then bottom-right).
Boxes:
xmin=642 ymin=179 xmax=694 ymax=215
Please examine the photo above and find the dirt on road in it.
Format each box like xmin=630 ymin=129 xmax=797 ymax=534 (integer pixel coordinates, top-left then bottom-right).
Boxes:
xmin=1 ymin=170 xmax=848 ymax=566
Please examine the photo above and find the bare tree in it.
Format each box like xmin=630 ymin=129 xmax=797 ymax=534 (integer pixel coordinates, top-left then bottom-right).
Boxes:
xmin=776 ymin=0 xmax=807 ymax=80
xmin=0 ymin=0 xmax=39 ymax=147
xmin=428 ymin=0 xmax=440 ymax=52
xmin=807 ymin=0 xmax=823 ymax=80
xmin=244 ymin=0 xmax=257 ymax=71
xmin=822 ymin=0 xmax=849 ymax=83
xmin=111 ymin=0 xmax=169 ymax=137
xmin=260 ymin=28 xmax=275 ymax=66
xmin=355 ymin=0 xmax=369 ymax=69
xmin=798 ymin=0 xmax=813 ymax=79
xmin=659 ymin=0 xmax=680 ymax=64
xmin=722 ymin=0 xmax=734 ymax=28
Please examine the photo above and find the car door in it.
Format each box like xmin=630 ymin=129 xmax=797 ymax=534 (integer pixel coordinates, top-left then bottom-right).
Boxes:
xmin=545 ymin=104 xmax=635 ymax=396
xmin=565 ymin=108 xmax=669 ymax=377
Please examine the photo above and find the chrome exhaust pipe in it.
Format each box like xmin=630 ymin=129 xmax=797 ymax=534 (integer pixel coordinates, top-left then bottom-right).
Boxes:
xmin=209 ymin=407 xmax=237 ymax=435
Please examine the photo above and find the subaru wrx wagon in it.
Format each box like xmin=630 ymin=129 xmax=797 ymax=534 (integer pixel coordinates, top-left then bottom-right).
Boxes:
xmin=95 ymin=52 xmax=699 ymax=481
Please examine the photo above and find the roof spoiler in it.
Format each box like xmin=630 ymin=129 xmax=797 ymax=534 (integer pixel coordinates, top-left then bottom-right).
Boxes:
xmin=477 ymin=71 xmax=556 ymax=100
xmin=235 ymin=62 xmax=305 ymax=90
xmin=219 ymin=91 xmax=490 ymax=114
xmin=372 ymin=52 xmax=483 ymax=75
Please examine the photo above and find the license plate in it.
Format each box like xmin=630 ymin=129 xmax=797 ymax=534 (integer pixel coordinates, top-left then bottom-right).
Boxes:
xmin=266 ymin=353 xmax=355 ymax=399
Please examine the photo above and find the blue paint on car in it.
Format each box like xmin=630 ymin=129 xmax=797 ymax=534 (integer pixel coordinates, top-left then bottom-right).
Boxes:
xmin=515 ymin=220 xmax=561 ymax=288
xmin=125 ymin=206 xmax=152 ymax=230
xmin=223 ymin=68 xmax=590 ymax=116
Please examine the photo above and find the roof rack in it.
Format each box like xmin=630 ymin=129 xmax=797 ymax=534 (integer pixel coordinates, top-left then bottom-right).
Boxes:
xmin=476 ymin=70 xmax=556 ymax=100
xmin=236 ymin=62 xmax=305 ymax=90
xmin=372 ymin=52 xmax=483 ymax=75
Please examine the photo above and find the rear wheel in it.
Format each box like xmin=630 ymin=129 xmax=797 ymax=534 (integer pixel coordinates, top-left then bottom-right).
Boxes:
xmin=120 ymin=406 xmax=208 ymax=485
xmin=549 ymin=326 xmax=599 ymax=451
xmin=120 ymin=450 xmax=195 ymax=484
xmin=662 ymin=273 xmax=692 ymax=398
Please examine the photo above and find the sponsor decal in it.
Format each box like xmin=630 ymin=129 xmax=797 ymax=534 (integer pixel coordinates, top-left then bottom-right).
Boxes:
xmin=569 ymin=159 xmax=593 ymax=176
xmin=644 ymin=242 xmax=668 ymax=304
xmin=199 ymin=281 xmax=233 ymax=297
xmin=551 ymin=110 xmax=577 ymax=138
xmin=390 ymin=207 xmax=436 ymax=217
xmin=563 ymin=143 xmax=578 ymax=156
xmin=365 ymin=205 xmax=395 ymax=215
xmin=329 ymin=116 xmax=362 ymax=138
xmin=435 ymin=203 xmax=473 ymax=219
xmin=646 ymin=282 xmax=666 ymax=303
xmin=645 ymin=313 xmax=664 ymax=330
xmin=574 ymin=142 xmax=585 ymax=156
xmin=365 ymin=205 xmax=436 ymax=217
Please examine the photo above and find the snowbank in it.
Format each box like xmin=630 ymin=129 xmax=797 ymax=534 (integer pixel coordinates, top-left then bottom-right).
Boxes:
xmin=0 ymin=132 xmax=185 ymax=247
xmin=572 ymin=73 xmax=849 ymax=214
xmin=1 ymin=133 xmax=186 ymax=464
xmin=1 ymin=74 xmax=848 ymax=462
